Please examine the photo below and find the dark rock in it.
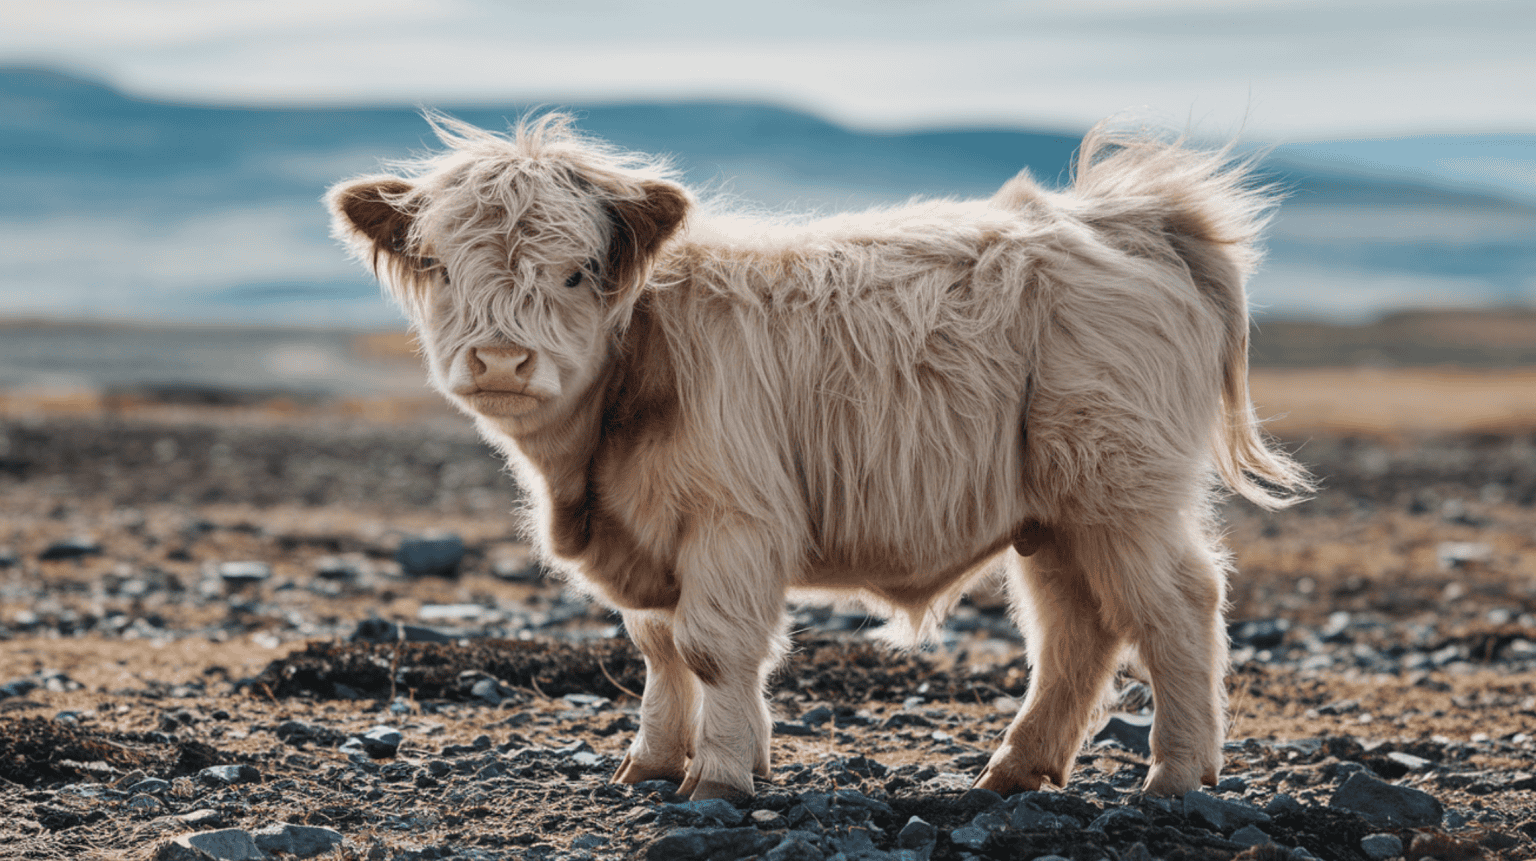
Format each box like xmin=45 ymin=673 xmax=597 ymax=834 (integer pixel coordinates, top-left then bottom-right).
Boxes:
xmin=1265 ymin=794 xmax=1303 ymax=816
xmin=130 ymin=777 xmax=173 ymax=794
xmin=340 ymin=725 xmax=402 ymax=759
xmin=470 ymin=678 xmax=502 ymax=705
xmin=313 ymin=555 xmax=363 ymax=580
xmin=1231 ymin=618 xmax=1290 ymax=649
xmin=658 ymin=798 xmax=745 ymax=828
xmin=349 ymin=617 xmax=453 ymax=644
xmin=764 ymin=837 xmax=821 ymax=861
xmin=772 ymin=720 xmax=818 ymax=737
xmin=644 ymin=827 xmax=777 ymax=861
xmin=154 ymin=829 xmax=265 ymax=861
xmin=1329 ymin=771 xmax=1443 ymax=828
xmin=1088 ymin=806 xmax=1147 ymax=832
xmin=799 ymin=705 xmax=835 ymax=725
xmin=897 ymin=816 xmax=937 ymax=855
xmin=0 ymin=547 xmax=17 ymax=568
xmin=252 ymin=823 xmax=345 ymax=858
xmin=1011 ymin=801 xmax=1080 ymax=830
xmin=216 ymin=561 xmax=270 ymax=586
xmin=396 ymin=534 xmax=464 ymax=577
xmin=1094 ymin=713 xmax=1153 ymax=755
xmin=197 ymin=764 xmax=261 ymax=786
xmin=1359 ymin=833 xmax=1403 ymax=860
xmin=0 ymin=678 xmax=38 ymax=699
xmin=39 ymin=537 xmax=102 ymax=561
xmin=1183 ymin=789 xmax=1271 ymax=833
xmin=1231 ymin=824 xmax=1273 ymax=846
xmin=959 ymin=787 xmax=1005 ymax=809
xmin=950 ymin=824 xmax=990 ymax=850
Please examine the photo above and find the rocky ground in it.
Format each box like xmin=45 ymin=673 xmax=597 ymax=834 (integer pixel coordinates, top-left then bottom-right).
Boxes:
xmin=1 ymin=401 xmax=1535 ymax=861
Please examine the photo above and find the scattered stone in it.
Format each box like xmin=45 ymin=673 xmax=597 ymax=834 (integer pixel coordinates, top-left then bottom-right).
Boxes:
xmin=340 ymin=725 xmax=402 ymax=758
xmin=1386 ymin=751 xmax=1433 ymax=773
xmin=349 ymin=618 xmax=454 ymax=644
xmin=154 ymin=829 xmax=266 ymax=861
xmin=177 ymin=810 xmax=224 ymax=828
xmin=470 ymin=678 xmax=502 ymax=705
xmin=1330 ymin=771 xmax=1444 ymax=828
xmin=897 ymin=816 xmax=937 ymax=858
xmin=252 ymin=823 xmax=345 ymax=858
xmin=1231 ymin=824 xmax=1273 ymax=846
xmin=1230 ymin=618 xmax=1290 ymax=649
xmin=1011 ymin=801 xmax=1081 ymax=830
xmin=658 ymin=798 xmax=746 ymax=828
xmin=0 ymin=547 xmax=18 ymax=568
xmin=765 ymin=837 xmax=822 ymax=861
xmin=216 ymin=561 xmax=271 ymax=586
xmin=198 ymin=764 xmax=261 ymax=786
xmin=1089 ymin=806 xmax=1147 ymax=832
xmin=38 ymin=537 xmax=102 ymax=561
xmin=1183 ymin=789 xmax=1271 ymax=833
xmin=396 ymin=534 xmax=465 ymax=577
xmin=1437 ymin=541 xmax=1493 ymax=570
xmin=1094 ymin=712 xmax=1153 ymax=755
xmin=130 ymin=777 xmax=173 ymax=794
xmin=644 ymin=826 xmax=777 ymax=861
xmin=1360 ymin=832 xmax=1404 ymax=860
xmin=949 ymin=824 xmax=990 ymax=850
xmin=314 ymin=555 xmax=364 ymax=580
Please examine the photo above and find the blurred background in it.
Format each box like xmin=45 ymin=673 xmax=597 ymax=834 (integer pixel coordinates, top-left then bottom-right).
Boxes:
xmin=1 ymin=0 xmax=1534 ymax=400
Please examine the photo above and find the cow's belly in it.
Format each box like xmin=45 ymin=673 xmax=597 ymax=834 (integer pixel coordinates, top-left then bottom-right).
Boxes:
xmin=796 ymin=530 xmax=1016 ymax=612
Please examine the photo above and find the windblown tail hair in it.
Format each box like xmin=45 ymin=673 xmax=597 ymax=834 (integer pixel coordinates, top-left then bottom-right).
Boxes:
xmin=1071 ymin=123 xmax=1314 ymax=508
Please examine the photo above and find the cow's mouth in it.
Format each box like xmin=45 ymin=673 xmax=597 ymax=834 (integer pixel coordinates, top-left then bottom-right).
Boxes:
xmin=462 ymin=389 xmax=545 ymax=417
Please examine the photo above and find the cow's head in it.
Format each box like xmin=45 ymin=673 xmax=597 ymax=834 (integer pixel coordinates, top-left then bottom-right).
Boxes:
xmin=327 ymin=113 xmax=690 ymax=423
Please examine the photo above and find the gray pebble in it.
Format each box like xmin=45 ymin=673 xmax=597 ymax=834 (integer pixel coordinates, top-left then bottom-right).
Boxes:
xmin=198 ymin=764 xmax=260 ymax=786
xmin=950 ymin=824 xmax=990 ymax=850
xmin=1329 ymin=771 xmax=1443 ymax=828
xmin=1231 ymin=824 xmax=1273 ymax=846
xmin=154 ymin=829 xmax=265 ymax=861
xmin=1360 ymin=833 xmax=1404 ymax=860
xmin=217 ymin=561 xmax=270 ymax=585
xmin=1183 ymin=789 xmax=1271 ymax=833
xmin=396 ymin=534 xmax=465 ymax=577
xmin=252 ymin=823 xmax=345 ymax=858
xmin=1094 ymin=713 xmax=1153 ymax=755
xmin=643 ymin=826 xmax=777 ymax=861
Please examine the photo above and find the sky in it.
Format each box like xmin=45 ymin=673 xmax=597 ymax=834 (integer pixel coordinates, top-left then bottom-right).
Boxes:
xmin=4 ymin=0 xmax=1535 ymax=139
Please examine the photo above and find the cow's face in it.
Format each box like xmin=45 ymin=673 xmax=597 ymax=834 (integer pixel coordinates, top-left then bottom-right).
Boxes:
xmin=328 ymin=118 xmax=688 ymax=424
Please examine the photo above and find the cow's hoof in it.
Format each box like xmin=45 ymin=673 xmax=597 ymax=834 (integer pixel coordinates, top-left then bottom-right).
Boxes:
xmin=973 ymin=766 xmax=1046 ymax=796
xmin=678 ymin=771 xmax=753 ymax=803
xmin=612 ymin=752 xmax=686 ymax=786
xmin=1142 ymin=760 xmax=1217 ymax=797
xmin=688 ymin=779 xmax=752 ymax=803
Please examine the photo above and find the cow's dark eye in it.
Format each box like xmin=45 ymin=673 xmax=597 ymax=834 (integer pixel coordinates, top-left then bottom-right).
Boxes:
xmin=564 ymin=269 xmax=584 ymax=289
xmin=422 ymin=257 xmax=448 ymax=285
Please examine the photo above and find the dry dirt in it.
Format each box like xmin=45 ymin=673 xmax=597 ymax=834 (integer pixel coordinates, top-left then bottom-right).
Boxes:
xmin=1 ymin=363 xmax=1535 ymax=861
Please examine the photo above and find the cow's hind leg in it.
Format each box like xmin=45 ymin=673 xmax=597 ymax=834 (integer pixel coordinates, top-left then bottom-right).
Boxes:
xmin=671 ymin=527 xmax=788 ymax=801
xmin=612 ymin=610 xmax=695 ymax=785
xmin=976 ymin=540 xmax=1124 ymax=794
xmin=1075 ymin=517 xmax=1229 ymax=795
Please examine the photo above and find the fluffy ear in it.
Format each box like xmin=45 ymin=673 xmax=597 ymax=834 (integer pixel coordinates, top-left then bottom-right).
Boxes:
xmin=327 ymin=177 xmax=417 ymax=266
xmin=603 ymin=180 xmax=690 ymax=295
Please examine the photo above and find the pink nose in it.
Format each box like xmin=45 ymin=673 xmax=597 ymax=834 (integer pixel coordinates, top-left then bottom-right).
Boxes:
xmin=469 ymin=346 xmax=536 ymax=391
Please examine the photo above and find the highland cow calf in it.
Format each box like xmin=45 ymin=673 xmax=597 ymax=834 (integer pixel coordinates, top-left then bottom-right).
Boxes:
xmin=327 ymin=114 xmax=1309 ymax=802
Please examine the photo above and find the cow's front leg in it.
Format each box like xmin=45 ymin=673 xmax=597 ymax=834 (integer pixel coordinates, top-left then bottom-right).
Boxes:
xmin=613 ymin=610 xmax=695 ymax=785
xmin=670 ymin=526 xmax=788 ymax=801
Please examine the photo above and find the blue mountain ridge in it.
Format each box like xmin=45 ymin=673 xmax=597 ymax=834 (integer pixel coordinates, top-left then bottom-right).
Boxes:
xmin=1 ymin=67 xmax=1532 ymax=323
